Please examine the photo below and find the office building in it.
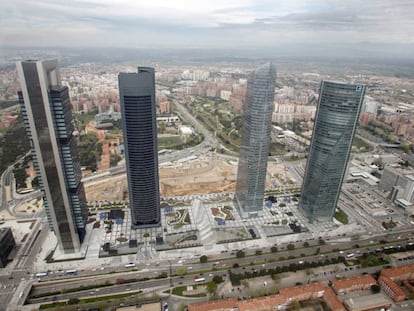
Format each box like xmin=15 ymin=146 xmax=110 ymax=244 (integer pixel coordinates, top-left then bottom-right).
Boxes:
xmin=234 ymin=63 xmax=276 ymax=218
xmin=119 ymin=67 xmax=161 ymax=228
xmin=0 ymin=228 xmax=16 ymax=268
xmin=17 ymin=60 xmax=88 ymax=253
xmin=379 ymin=166 xmax=414 ymax=203
xmin=299 ymin=81 xmax=365 ymax=222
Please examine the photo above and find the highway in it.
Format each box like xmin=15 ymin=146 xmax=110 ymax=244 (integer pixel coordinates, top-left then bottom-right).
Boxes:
xmin=23 ymin=230 xmax=414 ymax=305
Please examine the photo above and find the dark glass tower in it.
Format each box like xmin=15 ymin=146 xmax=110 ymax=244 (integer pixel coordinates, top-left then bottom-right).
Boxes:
xmin=119 ymin=67 xmax=161 ymax=228
xmin=16 ymin=60 xmax=88 ymax=253
xmin=234 ymin=63 xmax=276 ymax=218
xmin=299 ymin=81 xmax=366 ymax=222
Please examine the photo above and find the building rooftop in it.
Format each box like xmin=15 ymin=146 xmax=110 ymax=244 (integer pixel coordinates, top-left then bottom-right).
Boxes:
xmin=279 ymin=282 xmax=325 ymax=299
xmin=332 ymin=274 xmax=377 ymax=292
xmin=343 ymin=293 xmax=391 ymax=311
xmin=187 ymin=297 xmax=238 ymax=311
xmin=116 ymin=302 xmax=161 ymax=311
xmin=381 ymin=263 xmax=414 ymax=279
xmin=379 ymin=275 xmax=406 ymax=298
xmin=238 ymin=295 xmax=286 ymax=311
xmin=323 ymin=287 xmax=345 ymax=311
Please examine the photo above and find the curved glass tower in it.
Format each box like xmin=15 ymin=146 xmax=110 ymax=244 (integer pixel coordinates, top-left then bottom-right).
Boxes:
xmin=17 ymin=60 xmax=88 ymax=253
xmin=299 ymin=81 xmax=366 ymax=222
xmin=119 ymin=67 xmax=160 ymax=228
xmin=234 ymin=63 xmax=276 ymax=218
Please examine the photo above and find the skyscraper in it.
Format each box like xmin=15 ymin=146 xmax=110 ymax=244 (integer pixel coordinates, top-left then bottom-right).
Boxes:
xmin=119 ymin=67 xmax=161 ymax=228
xmin=234 ymin=63 xmax=276 ymax=218
xmin=16 ymin=60 xmax=88 ymax=253
xmin=299 ymin=81 xmax=366 ymax=222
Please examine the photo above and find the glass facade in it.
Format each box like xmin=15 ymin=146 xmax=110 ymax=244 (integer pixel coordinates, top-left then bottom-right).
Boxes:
xmin=119 ymin=67 xmax=161 ymax=228
xmin=17 ymin=60 xmax=87 ymax=253
xmin=299 ymin=81 xmax=366 ymax=222
xmin=234 ymin=63 xmax=276 ymax=217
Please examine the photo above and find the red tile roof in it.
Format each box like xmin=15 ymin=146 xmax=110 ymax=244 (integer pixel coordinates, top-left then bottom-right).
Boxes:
xmin=187 ymin=297 xmax=238 ymax=311
xmin=381 ymin=264 xmax=414 ymax=280
xmin=279 ymin=282 xmax=325 ymax=300
xmin=379 ymin=275 xmax=406 ymax=301
xmin=238 ymin=295 xmax=286 ymax=311
xmin=323 ymin=287 xmax=346 ymax=311
xmin=332 ymin=274 xmax=377 ymax=293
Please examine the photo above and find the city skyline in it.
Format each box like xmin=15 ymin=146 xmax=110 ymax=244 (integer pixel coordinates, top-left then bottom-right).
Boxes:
xmin=234 ymin=62 xmax=276 ymax=218
xmin=2 ymin=53 xmax=414 ymax=309
xmin=16 ymin=59 xmax=88 ymax=253
xmin=1 ymin=0 xmax=413 ymax=59
xmin=299 ymin=81 xmax=366 ymax=223
xmin=119 ymin=67 xmax=161 ymax=228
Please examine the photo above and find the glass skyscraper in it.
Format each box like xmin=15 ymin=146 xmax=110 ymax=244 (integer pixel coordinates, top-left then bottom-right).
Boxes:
xmin=299 ymin=81 xmax=366 ymax=222
xmin=234 ymin=63 xmax=276 ymax=218
xmin=119 ymin=67 xmax=161 ymax=228
xmin=16 ymin=60 xmax=88 ymax=253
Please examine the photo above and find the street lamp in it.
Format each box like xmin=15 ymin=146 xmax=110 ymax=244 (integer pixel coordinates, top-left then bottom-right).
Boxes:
xmin=168 ymin=260 xmax=172 ymax=287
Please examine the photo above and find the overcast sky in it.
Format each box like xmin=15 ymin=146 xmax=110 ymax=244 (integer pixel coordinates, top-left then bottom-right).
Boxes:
xmin=1 ymin=0 xmax=414 ymax=53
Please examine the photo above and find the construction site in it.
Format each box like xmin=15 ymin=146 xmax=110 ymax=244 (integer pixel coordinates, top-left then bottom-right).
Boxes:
xmin=83 ymin=153 xmax=299 ymax=201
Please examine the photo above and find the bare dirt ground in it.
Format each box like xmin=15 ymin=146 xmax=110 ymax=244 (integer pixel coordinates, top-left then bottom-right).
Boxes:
xmin=84 ymin=155 xmax=297 ymax=201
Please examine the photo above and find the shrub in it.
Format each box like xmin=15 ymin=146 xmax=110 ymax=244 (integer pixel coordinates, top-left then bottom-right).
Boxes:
xmin=236 ymin=250 xmax=245 ymax=258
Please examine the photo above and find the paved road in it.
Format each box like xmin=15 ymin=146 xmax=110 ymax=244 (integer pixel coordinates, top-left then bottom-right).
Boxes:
xmin=0 ymin=164 xmax=14 ymax=211
xmin=22 ymin=233 xmax=414 ymax=305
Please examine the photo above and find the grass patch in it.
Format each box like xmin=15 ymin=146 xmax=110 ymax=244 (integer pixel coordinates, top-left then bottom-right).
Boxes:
xmin=334 ymin=209 xmax=349 ymax=224
xmin=39 ymin=291 xmax=142 ymax=309
xmin=167 ymin=285 xmax=206 ymax=297
xmin=360 ymin=255 xmax=389 ymax=268
xmin=382 ymin=220 xmax=397 ymax=229
xmin=158 ymin=135 xmax=183 ymax=149
xmin=352 ymin=136 xmax=374 ymax=152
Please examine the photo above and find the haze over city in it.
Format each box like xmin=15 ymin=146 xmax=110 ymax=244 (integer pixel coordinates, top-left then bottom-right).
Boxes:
xmin=1 ymin=0 xmax=414 ymax=60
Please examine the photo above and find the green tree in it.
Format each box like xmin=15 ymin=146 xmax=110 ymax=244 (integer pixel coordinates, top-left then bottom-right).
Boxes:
xmin=255 ymin=250 xmax=263 ymax=255
xmin=241 ymin=279 xmax=250 ymax=289
xmin=110 ymin=153 xmax=122 ymax=167
xmin=77 ymin=133 xmax=102 ymax=171
xmin=236 ymin=250 xmax=245 ymax=258
xmin=271 ymin=246 xmax=278 ymax=253
xmin=371 ymin=284 xmax=381 ymax=293
xmin=206 ymin=281 xmax=218 ymax=295
xmin=13 ymin=167 xmax=27 ymax=189
xmin=287 ymin=300 xmax=301 ymax=311
xmin=200 ymin=255 xmax=208 ymax=263
xmin=303 ymin=242 xmax=310 ymax=247
xmin=67 ymin=298 xmax=80 ymax=305
xmin=0 ymin=115 xmax=30 ymax=174
xmin=212 ymin=275 xmax=223 ymax=284
xmin=287 ymin=243 xmax=295 ymax=251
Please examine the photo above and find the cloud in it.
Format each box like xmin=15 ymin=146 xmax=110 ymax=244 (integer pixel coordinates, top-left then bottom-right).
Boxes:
xmin=0 ymin=0 xmax=413 ymax=48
